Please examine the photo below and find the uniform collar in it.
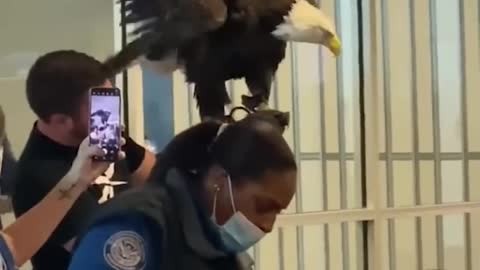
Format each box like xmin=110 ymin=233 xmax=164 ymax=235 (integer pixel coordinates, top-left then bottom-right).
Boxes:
xmin=164 ymin=169 xmax=254 ymax=269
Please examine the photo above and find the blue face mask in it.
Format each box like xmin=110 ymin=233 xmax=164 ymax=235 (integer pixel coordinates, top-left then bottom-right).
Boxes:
xmin=211 ymin=176 xmax=265 ymax=253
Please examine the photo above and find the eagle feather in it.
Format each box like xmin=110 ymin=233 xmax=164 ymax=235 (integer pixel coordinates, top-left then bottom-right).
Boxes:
xmin=104 ymin=0 xmax=340 ymax=122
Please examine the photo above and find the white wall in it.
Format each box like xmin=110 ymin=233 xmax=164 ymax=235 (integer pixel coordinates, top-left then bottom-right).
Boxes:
xmin=0 ymin=0 xmax=116 ymax=156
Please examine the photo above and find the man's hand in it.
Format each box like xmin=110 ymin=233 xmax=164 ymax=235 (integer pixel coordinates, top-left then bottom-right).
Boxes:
xmin=61 ymin=137 xmax=126 ymax=192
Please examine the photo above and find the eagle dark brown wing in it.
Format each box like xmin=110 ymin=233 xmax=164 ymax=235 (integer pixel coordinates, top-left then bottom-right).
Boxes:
xmin=103 ymin=0 xmax=227 ymax=76
xmin=124 ymin=0 xmax=228 ymax=36
xmin=232 ymin=0 xmax=292 ymax=18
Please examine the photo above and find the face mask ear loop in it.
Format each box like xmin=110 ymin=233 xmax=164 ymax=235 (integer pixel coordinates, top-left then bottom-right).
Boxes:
xmin=227 ymin=175 xmax=237 ymax=213
xmin=212 ymin=185 xmax=220 ymax=222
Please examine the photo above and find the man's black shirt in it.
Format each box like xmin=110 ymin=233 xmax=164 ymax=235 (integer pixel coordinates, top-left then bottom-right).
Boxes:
xmin=12 ymin=125 xmax=132 ymax=270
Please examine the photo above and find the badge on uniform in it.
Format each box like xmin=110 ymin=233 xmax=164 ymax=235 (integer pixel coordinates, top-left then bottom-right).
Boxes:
xmin=104 ymin=231 xmax=146 ymax=270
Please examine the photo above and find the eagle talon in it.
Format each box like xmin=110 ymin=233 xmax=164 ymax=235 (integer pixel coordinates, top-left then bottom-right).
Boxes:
xmin=241 ymin=94 xmax=268 ymax=111
xmin=256 ymin=102 xmax=270 ymax=111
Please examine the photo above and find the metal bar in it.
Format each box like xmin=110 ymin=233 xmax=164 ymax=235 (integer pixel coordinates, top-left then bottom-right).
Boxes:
xmin=356 ymin=0 xmax=366 ymax=210
xmin=379 ymin=0 xmax=393 ymax=211
xmin=376 ymin=152 xmax=480 ymax=160
xmin=379 ymin=1 xmax=396 ymax=269
xmin=428 ymin=1 xmax=444 ymax=268
xmin=277 ymin=209 xmax=377 ymax=227
xmin=302 ymin=152 xmax=355 ymax=160
xmin=289 ymin=42 xmax=305 ymax=270
xmin=252 ymin=245 xmax=260 ymax=270
xmin=364 ymin=0 xmax=385 ymax=268
xmin=228 ymin=80 xmax=235 ymax=107
xmin=408 ymin=1 xmax=423 ymax=269
xmin=381 ymin=203 xmax=480 ymax=219
xmin=333 ymin=1 xmax=350 ymax=269
xmin=276 ymin=201 xmax=480 ymax=227
xmin=458 ymin=1 xmax=472 ymax=269
xmin=278 ymin=228 xmax=286 ymax=270
xmin=316 ymin=0 xmax=330 ymax=268
xmin=334 ymin=0 xmax=347 ymax=212
xmin=272 ymin=76 xmax=280 ymax=110
xmin=478 ymin=0 xmax=480 ymax=66
xmin=300 ymin=151 xmax=480 ymax=161
xmin=119 ymin=0 xmax=130 ymax=134
xmin=355 ymin=0 xmax=369 ymax=268
xmin=393 ymin=152 xmax=474 ymax=160
xmin=187 ymin=84 xmax=194 ymax=126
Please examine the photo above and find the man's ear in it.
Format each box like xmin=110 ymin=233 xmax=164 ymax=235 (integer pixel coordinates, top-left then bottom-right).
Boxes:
xmin=49 ymin=114 xmax=71 ymax=126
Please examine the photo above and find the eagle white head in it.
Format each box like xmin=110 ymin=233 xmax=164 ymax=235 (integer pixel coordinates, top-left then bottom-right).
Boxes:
xmin=272 ymin=0 xmax=341 ymax=57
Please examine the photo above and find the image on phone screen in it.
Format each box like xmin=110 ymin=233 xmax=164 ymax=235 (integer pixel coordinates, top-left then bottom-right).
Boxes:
xmin=89 ymin=88 xmax=121 ymax=161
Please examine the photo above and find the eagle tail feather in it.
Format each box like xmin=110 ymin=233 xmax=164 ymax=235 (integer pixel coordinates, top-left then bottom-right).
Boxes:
xmin=103 ymin=34 xmax=159 ymax=76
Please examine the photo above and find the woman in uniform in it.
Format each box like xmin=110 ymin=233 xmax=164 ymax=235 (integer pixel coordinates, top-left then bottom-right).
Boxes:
xmin=0 ymin=137 xmax=124 ymax=269
xmin=68 ymin=111 xmax=296 ymax=270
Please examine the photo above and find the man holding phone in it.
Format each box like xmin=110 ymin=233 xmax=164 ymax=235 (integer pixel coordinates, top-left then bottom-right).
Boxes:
xmin=11 ymin=50 xmax=156 ymax=270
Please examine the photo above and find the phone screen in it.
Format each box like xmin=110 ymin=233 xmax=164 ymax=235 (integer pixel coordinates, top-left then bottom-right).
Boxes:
xmin=89 ymin=87 xmax=121 ymax=162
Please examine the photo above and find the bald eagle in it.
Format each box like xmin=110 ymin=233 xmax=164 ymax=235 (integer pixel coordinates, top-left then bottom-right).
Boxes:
xmin=104 ymin=0 xmax=341 ymax=122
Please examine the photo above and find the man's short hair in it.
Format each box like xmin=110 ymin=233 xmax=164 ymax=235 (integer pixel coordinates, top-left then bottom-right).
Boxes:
xmin=26 ymin=50 xmax=108 ymax=121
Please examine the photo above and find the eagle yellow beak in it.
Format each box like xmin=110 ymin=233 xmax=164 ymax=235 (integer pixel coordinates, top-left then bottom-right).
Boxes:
xmin=327 ymin=36 xmax=342 ymax=57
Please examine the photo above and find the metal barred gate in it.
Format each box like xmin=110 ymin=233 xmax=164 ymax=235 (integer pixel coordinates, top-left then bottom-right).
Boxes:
xmin=170 ymin=0 xmax=480 ymax=269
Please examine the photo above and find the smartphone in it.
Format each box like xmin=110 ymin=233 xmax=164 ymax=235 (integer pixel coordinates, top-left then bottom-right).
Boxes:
xmin=88 ymin=87 xmax=122 ymax=162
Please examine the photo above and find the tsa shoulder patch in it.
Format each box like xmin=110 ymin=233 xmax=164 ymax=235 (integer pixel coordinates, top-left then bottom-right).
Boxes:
xmin=103 ymin=231 xmax=146 ymax=270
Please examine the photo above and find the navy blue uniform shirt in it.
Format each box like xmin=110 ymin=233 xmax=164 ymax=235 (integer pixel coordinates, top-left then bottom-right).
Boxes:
xmin=0 ymin=233 xmax=16 ymax=270
xmin=68 ymin=214 xmax=161 ymax=270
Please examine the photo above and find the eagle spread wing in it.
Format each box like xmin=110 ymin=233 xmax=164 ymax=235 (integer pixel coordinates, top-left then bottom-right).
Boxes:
xmin=103 ymin=0 xmax=340 ymax=124
xmin=103 ymin=0 xmax=228 ymax=77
